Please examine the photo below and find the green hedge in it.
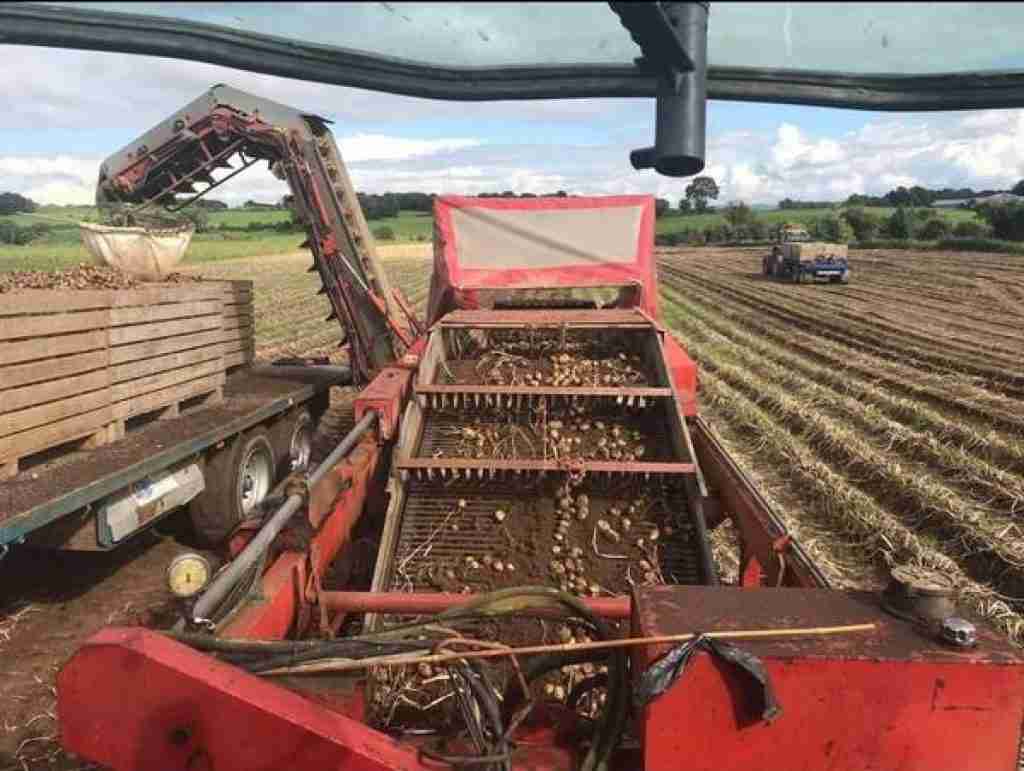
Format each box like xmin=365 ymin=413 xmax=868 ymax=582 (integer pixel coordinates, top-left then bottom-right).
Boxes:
xmin=852 ymin=237 xmax=1024 ymax=254
xmin=655 ymin=233 xmax=1024 ymax=256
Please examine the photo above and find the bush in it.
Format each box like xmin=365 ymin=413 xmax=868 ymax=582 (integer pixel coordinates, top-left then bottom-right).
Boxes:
xmin=842 ymin=206 xmax=881 ymax=241
xmin=746 ymin=219 xmax=768 ymax=241
xmin=952 ymin=220 xmax=989 ymax=238
xmin=810 ymin=212 xmax=853 ymax=242
xmin=711 ymin=223 xmax=733 ymax=243
xmin=937 ymin=237 xmax=1024 ymax=254
xmin=918 ymin=218 xmax=952 ymax=240
xmin=882 ymin=207 xmax=915 ymax=239
xmin=0 ymin=221 xmax=48 ymax=245
xmin=181 ymin=207 xmax=210 ymax=233
xmin=975 ymin=202 xmax=1024 ymax=240
xmin=722 ymin=201 xmax=756 ymax=228
xmin=0 ymin=192 xmax=38 ymax=215
xmin=373 ymin=225 xmax=396 ymax=241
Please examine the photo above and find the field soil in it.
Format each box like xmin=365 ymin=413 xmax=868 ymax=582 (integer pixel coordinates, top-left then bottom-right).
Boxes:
xmin=2 ymin=245 xmax=1023 ymax=767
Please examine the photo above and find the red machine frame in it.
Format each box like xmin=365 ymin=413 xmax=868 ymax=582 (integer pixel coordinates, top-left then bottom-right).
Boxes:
xmin=55 ymin=194 xmax=1024 ymax=771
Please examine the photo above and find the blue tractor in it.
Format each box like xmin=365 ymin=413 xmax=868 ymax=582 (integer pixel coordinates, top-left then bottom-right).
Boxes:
xmin=763 ymin=225 xmax=851 ymax=284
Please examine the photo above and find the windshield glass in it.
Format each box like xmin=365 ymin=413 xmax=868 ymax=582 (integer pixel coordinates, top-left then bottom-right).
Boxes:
xmin=40 ymin=2 xmax=1024 ymax=74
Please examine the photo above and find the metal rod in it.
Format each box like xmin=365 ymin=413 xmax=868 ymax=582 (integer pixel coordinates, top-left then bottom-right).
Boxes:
xmin=686 ymin=476 xmax=719 ymax=586
xmin=319 ymin=590 xmax=631 ymax=619
xmin=192 ymin=410 xmax=378 ymax=623
xmin=262 ymin=622 xmax=878 ymax=676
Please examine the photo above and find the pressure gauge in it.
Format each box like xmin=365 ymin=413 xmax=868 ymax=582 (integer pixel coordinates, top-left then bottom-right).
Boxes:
xmin=166 ymin=553 xmax=212 ymax=599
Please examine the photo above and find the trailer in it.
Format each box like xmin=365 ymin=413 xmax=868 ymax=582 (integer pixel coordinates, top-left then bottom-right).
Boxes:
xmin=0 ymin=362 xmax=347 ymax=552
xmin=763 ymin=226 xmax=851 ymax=284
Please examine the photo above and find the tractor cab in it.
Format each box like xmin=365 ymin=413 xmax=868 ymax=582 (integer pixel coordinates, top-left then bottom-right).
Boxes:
xmin=778 ymin=226 xmax=812 ymax=243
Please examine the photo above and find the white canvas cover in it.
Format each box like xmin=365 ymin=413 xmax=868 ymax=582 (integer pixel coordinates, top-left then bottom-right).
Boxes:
xmin=449 ymin=205 xmax=644 ymax=270
xmin=80 ymin=222 xmax=194 ymax=280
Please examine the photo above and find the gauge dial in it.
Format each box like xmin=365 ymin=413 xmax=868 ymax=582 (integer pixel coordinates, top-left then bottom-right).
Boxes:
xmin=167 ymin=553 xmax=212 ymax=599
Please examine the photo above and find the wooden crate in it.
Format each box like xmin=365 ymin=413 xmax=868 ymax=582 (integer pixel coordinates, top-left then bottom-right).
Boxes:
xmin=108 ymin=284 xmax=226 ymax=434
xmin=0 ymin=281 xmax=251 ymax=480
xmin=219 ymin=280 xmax=255 ymax=370
xmin=1 ymin=291 xmax=114 ymax=480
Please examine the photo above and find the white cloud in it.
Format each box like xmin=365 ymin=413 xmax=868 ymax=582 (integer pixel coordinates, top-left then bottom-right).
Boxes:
xmin=340 ymin=135 xmax=481 ymax=163
xmin=5 ymin=44 xmax=1024 ymax=208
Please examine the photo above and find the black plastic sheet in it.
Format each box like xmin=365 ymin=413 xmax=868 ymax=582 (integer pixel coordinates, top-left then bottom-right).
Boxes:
xmin=634 ymin=633 xmax=782 ymax=722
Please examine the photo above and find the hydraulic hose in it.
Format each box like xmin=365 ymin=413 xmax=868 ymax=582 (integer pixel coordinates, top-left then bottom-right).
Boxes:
xmin=191 ymin=410 xmax=378 ymax=623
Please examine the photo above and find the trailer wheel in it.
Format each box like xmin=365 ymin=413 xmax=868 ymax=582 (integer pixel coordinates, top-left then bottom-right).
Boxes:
xmin=189 ymin=429 xmax=277 ymax=546
xmin=271 ymin=407 xmax=314 ymax=477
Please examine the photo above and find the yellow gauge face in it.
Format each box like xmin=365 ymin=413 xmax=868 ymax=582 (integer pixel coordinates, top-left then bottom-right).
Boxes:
xmin=167 ymin=553 xmax=211 ymax=599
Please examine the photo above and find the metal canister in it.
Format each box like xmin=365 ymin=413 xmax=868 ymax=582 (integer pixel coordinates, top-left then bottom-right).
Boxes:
xmin=881 ymin=564 xmax=957 ymax=624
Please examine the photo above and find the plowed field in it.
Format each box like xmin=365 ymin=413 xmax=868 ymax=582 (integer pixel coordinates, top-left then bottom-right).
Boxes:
xmin=657 ymin=246 xmax=1024 ymax=644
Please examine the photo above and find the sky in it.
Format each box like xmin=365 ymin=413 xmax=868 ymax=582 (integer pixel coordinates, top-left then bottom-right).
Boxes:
xmin=3 ymin=36 xmax=1024 ymax=208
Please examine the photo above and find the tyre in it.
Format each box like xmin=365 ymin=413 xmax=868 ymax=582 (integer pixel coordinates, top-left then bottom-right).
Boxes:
xmin=270 ymin=407 xmax=314 ymax=478
xmin=189 ymin=429 xmax=277 ymax=546
xmin=762 ymin=257 xmax=771 ymax=276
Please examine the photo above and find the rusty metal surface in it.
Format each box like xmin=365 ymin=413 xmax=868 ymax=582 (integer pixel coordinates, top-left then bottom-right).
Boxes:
xmin=397 ymin=457 xmax=697 ymax=476
xmin=439 ymin=308 xmax=651 ymax=328
xmin=633 ymin=585 xmax=1024 ymax=663
xmin=415 ymin=384 xmax=673 ymax=397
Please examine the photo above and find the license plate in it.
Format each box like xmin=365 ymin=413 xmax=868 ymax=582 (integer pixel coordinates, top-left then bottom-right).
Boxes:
xmin=818 ymin=270 xmax=840 ymax=276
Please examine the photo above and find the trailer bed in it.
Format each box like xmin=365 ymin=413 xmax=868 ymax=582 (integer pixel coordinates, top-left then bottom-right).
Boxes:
xmin=0 ymin=365 xmax=349 ymax=547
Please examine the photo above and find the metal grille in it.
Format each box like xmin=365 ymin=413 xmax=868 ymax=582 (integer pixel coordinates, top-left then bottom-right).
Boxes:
xmin=416 ymin=404 xmax=677 ymax=462
xmin=383 ymin=478 xmax=702 ymax=597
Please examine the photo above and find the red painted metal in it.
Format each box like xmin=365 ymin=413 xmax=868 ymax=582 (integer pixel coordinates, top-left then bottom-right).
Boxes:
xmin=58 ymin=628 xmax=431 ymax=771
xmin=439 ymin=308 xmax=652 ymax=327
xmin=428 ymin=196 xmax=658 ymax=324
xmin=662 ymin=333 xmax=698 ymax=417
xmin=354 ymin=367 xmax=413 ymax=441
xmin=632 ymin=585 xmax=1024 ymax=771
xmin=318 ymin=590 xmax=632 ymax=619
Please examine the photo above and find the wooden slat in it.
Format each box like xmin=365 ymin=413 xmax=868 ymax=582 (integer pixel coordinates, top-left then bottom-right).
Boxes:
xmin=1 ymin=329 xmax=107 ymax=366
xmin=111 ymin=359 xmax=223 ymax=403
xmin=0 ymin=290 xmax=112 ymax=315
xmin=221 ymin=318 xmax=254 ymax=334
xmin=1 ymin=388 xmax=111 ymax=438
xmin=109 ymin=315 xmax=221 ymax=346
xmin=1 ymin=368 xmax=110 ymax=415
xmin=221 ymin=307 xmax=252 ymax=320
xmin=0 ymin=406 xmax=111 ymax=463
xmin=110 ymin=346 xmax=221 ymax=384
xmin=0 ymin=350 xmax=108 ymax=390
xmin=112 ymin=372 xmax=225 ymax=420
xmin=0 ymin=309 xmax=110 ymax=341
xmin=109 ymin=286 xmax=221 ymax=306
xmin=109 ymin=330 xmax=224 ymax=365
xmin=224 ymin=351 xmax=250 ymax=369
xmin=109 ymin=299 xmax=222 ymax=326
